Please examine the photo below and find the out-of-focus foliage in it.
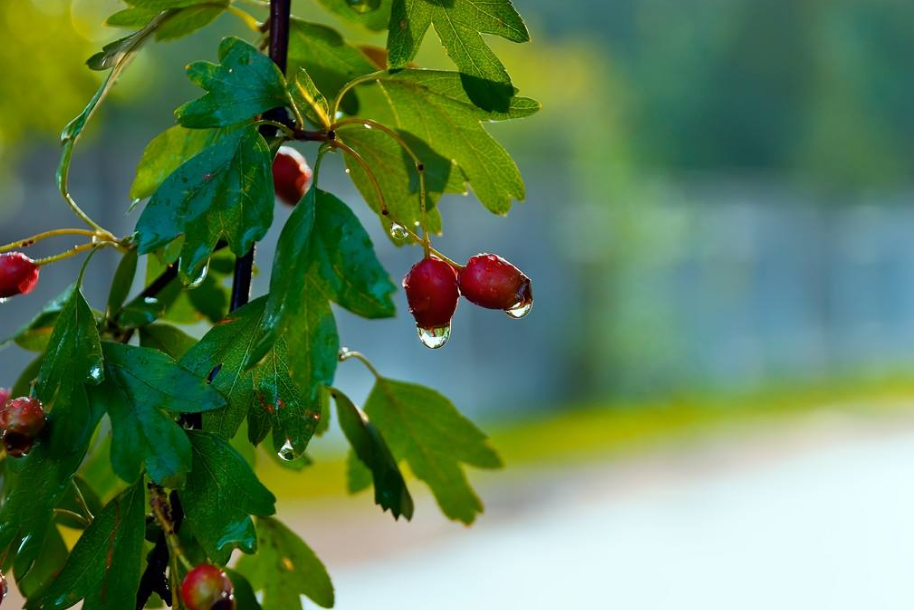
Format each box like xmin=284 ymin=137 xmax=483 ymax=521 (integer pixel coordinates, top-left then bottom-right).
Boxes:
xmin=0 ymin=0 xmax=97 ymax=151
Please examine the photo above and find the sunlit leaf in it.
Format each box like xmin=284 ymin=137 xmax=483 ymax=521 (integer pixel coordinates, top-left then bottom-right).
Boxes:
xmin=360 ymin=376 xmax=502 ymax=523
xmin=236 ymin=517 xmax=334 ymax=609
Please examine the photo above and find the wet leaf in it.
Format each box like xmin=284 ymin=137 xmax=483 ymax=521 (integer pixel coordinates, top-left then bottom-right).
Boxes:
xmin=386 ymin=0 xmax=528 ymax=100
xmin=135 ymin=125 xmax=274 ymax=282
xmin=361 ymin=376 xmax=502 ymax=523
xmin=176 ymin=37 xmax=289 ymax=128
xmin=26 ymin=483 xmax=146 ymax=610
xmin=289 ymin=68 xmax=331 ymax=128
xmin=130 ymin=124 xmax=232 ymax=200
xmin=332 ymin=389 xmax=413 ymax=520
xmin=139 ymin=323 xmax=198 ymax=359
xmin=286 ymin=19 xmax=376 ymax=112
xmin=236 ymin=517 xmax=334 ymax=609
xmin=181 ymin=296 xmax=337 ymax=458
xmin=346 ymin=69 xmax=539 ymax=215
xmin=91 ymin=342 xmax=227 ymax=487
xmin=180 ymin=432 xmax=276 ymax=564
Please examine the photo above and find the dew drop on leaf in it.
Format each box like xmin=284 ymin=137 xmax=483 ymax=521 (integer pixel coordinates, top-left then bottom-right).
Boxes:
xmin=346 ymin=0 xmax=381 ymax=14
xmin=181 ymin=260 xmax=210 ymax=290
xmin=417 ymin=325 xmax=450 ymax=349
xmin=88 ymin=364 xmax=104 ymax=384
xmin=277 ymin=438 xmax=298 ymax=462
xmin=389 ymin=223 xmax=409 ymax=240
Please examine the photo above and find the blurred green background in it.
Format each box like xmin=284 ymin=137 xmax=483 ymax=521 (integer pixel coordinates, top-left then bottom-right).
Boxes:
xmin=2 ymin=0 xmax=914 ymax=607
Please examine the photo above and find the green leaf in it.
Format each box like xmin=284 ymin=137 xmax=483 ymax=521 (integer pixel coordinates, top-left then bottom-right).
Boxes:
xmin=16 ymin=526 xmax=68 ymax=600
xmin=130 ymin=124 xmax=232 ymax=199
xmin=11 ymin=356 xmax=43 ymax=398
xmin=156 ymin=2 xmax=228 ymax=40
xmin=3 ymin=286 xmax=76 ymax=352
xmin=176 ymin=37 xmax=289 ymax=128
xmin=87 ymin=12 xmax=171 ymax=71
xmin=107 ymin=7 xmax=159 ymax=28
xmin=286 ymin=19 xmax=377 ymax=111
xmin=139 ymin=323 xmax=198 ymax=359
xmin=224 ymin=568 xmax=264 ymax=610
xmin=107 ymin=249 xmax=138 ymax=317
xmin=91 ymin=342 xmax=227 ymax=487
xmin=315 ymin=0 xmax=392 ymax=31
xmin=180 ymin=432 xmax=276 ymax=564
xmin=106 ymin=3 xmax=228 ymax=40
xmin=361 ymin=377 xmax=502 ymax=523
xmin=180 ymin=296 xmax=336 ymax=458
xmin=27 ymin=483 xmax=146 ymax=610
xmin=236 ymin=517 xmax=334 ymax=610
xmin=245 ymin=186 xmax=317 ymax=368
xmin=246 ymin=188 xmax=392 ymax=364
xmin=125 ymin=0 xmax=217 ymax=8
xmin=336 ymin=122 xmax=447 ymax=238
xmin=37 ymin=284 xmax=105 ymax=410
xmin=347 ymin=69 xmax=539 ymax=215
xmin=135 ymin=125 xmax=274 ymax=281
xmin=332 ymin=388 xmax=413 ymax=520
xmin=311 ymin=189 xmax=396 ymax=317
xmin=386 ymin=0 xmax=529 ymax=97
xmin=289 ymin=68 xmax=331 ymax=128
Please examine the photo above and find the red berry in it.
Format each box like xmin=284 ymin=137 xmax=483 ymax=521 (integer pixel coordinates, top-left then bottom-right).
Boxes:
xmin=181 ymin=565 xmax=235 ymax=610
xmin=0 ymin=389 xmax=9 ymax=409
xmin=458 ymin=254 xmax=532 ymax=313
xmin=272 ymin=146 xmax=313 ymax=206
xmin=0 ymin=572 xmax=6 ymax=605
xmin=403 ymin=257 xmax=459 ymax=330
xmin=0 ymin=397 xmax=46 ymax=458
xmin=0 ymin=253 xmax=39 ymax=298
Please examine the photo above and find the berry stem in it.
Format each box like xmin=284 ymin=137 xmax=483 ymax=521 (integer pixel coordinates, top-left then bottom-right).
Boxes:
xmin=258 ymin=118 xmax=296 ymax=138
xmin=332 ymin=118 xmax=432 ymax=255
xmin=328 ymin=139 xmax=390 ymax=216
xmin=0 ymin=228 xmax=106 ymax=254
xmin=225 ymin=4 xmax=262 ymax=32
xmin=52 ymin=508 xmax=92 ymax=528
xmin=331 ymin=71 xmax=383 ymax=119
xmin=338 ymin=349 xmax=383 ymax=379
xmin=33 ymin=242 xmax=113 ymax=267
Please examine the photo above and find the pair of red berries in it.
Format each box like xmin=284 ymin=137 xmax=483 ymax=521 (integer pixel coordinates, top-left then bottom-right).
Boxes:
xmin=0 ymin=392 xmax=46 ymax=458
xmin=0 ymin=252 xmax=39 ymax=299
xmin=272 ymin=146 xmax=313 ymax=206
xmin=404 ymin=254 xmax=533 ymax=348
xmin=181 ymin=564 xmax=235 ymax=610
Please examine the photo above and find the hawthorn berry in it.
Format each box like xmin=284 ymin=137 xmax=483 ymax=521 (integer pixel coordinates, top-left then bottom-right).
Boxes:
xmin=457 ymin=253 xmax=533 ymax=317
xmin=272 ymin=146 xmax=313 ymax=206
xmin=0 ymin=572 xmax=6 ymax=605
xmin=403 ymin=257 xmax=459 ymax=348
xmin=181 ymin=565 xmax=235 ymax=610
xmin=0 ymin=397 xmax=46 ymax=458
xmin=0 ymin=388 xmax=9 ymax=409
xmin=0 ymin=253 xmax=39 ymax=299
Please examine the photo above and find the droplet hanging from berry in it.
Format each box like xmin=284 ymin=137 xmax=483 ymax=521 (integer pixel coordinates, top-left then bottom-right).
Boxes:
xmin=458 ymin=253 xmax=532 ymax=317
xmin=403 ymin=257 xmax=460 ymax=349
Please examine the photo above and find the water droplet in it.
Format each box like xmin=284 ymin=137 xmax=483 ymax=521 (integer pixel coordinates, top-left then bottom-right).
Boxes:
xmin=182 ymin=260 xmax=210 ymax=289
xmin=338 ymin=347 xmax=354 ymax=361
xmin=88 ymin=364 xmax=104 ymax=384
xmin=127 ymin=198 xmax=142 ymax=213
xmin=506 ymin=297 xmax=533 ymax=319
xmin=417 ymin=325 xmax=450 ymax=349
xmin=0 ymin=298 xmax=9 ymax=305
xmin=389 ymin=223 xmax=409 ymax=240
xmin=277 ymin=438 xmax=298 ymax=461
xmin=346 ymin=0 xmax=381 ymax=14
